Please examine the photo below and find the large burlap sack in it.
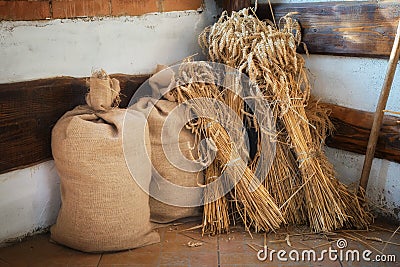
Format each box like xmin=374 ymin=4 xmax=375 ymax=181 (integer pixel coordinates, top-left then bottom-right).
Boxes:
xmin=132 ymin=97 xmax=204 ymax=223
xmin=51 ymin=71 xmax=160 ymax=252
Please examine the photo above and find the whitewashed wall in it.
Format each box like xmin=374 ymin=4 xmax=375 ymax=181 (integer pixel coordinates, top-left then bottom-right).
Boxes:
xmin=0 ymin=7 xmax=218 ymax=83
xmin=0 ymin=162 xmax=61 ymax=243
xmin=0 ymin=0 xmax=219 ymax=243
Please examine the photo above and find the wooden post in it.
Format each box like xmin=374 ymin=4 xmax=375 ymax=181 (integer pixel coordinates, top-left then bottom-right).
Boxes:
xmin=359 ymin=20 xmax=400 ymax=191
xmin=222 ymin=0 xmax=251 ymax=14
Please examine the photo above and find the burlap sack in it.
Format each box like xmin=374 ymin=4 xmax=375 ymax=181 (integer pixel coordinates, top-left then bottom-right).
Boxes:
xmin=51 ymin=72 xmax=160 ymax=252
xmin=132 ymin=96 xmax=204 ymax=223
xmin=149 ymin=64 xmax=176 ymax=102
xmin=85 ymin=70 xmax=120 ymax=111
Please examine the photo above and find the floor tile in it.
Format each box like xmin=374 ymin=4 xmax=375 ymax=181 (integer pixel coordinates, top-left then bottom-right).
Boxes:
xmin=189 ymin=252 xmax=218 ymax=266
xmin=159 ymin=252 xmax=189 ymax=265
xmin=219 ymin=252 xmax=263 ymax=265
xmin=0 ymin=234 xmax=100 ymax=267
xmin=99 ymin=251 xmax=160 ymax=265
xmin=0 ymin=220 xmax=398 ymax=267
xmin=333 ymin=233 xmax=400 ymax=267
xmin=131 ymin=242 xmax=162 ymax=255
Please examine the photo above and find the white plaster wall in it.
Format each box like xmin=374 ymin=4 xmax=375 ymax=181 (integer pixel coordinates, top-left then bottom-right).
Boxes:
xmin=306 ymin=55 xmax=400 ymax=113
xmin=0 ymin=0 xmax=219 ymax=243
xmin=0 ymin=2 xmax=219 ymax=83
xmin=0 ymin=161 xmax=60 ymax=242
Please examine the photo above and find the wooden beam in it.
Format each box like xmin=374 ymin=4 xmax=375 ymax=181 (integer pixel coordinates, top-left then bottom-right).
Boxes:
xmin=324 ymin=103 xmax=400 ymax=163
xmin=256 ymin=1 xmax=400 ymax=58
xmin=0 ymin=74 xmax=149 ymax=174
xmin=0 ymin=75 xmax=399 ymax=174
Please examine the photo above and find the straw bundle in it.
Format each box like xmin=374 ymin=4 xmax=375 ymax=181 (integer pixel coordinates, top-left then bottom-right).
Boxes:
xmin=201 ymin=65 xmax=245 ymax=235
xmin=171 ymin=60 xmax=284 ymax=233
xmin=199 ymin=9 xmax=307 ymax=227
xmin=198 ymin=8 xmax=372 ymax=232
xmin=203 ymin=160 xmax=230 ymax=234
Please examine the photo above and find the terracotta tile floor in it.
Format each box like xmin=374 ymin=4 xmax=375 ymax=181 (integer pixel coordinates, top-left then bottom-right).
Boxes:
xmin=0 ymin=220 xmax=399 ymax=267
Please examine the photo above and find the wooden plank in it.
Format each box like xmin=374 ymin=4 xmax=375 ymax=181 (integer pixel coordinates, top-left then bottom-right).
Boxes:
xmin=324 ymin=103 xmax=400 ymax=163
xmin=256 ymin=1 xmax=400 ymax=58
xmin=0 ymin=75 xmax=399 ymax=174
xmin=0 ymin=74 xmax=149 ymax=174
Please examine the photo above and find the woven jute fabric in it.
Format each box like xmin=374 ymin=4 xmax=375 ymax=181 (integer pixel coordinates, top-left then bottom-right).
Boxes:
xmin=51 ymin=74 xmax=160 ymax=252
xmin=132 ymin=96 xmax=204 ymax=223
xmin=85 ymin=72 xmax=120 ymax=111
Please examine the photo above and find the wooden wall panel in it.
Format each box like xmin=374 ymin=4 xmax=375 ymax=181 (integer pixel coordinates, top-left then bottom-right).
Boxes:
xmin=256 ymin=1 xmax=400 ymax=58
xmin=0 ymin=74 xmax=149 ymax=174
xmin=0 ymin=75 xmax=399 ymax=174
xmin=324 ymin=103 xmax=400 ymax=163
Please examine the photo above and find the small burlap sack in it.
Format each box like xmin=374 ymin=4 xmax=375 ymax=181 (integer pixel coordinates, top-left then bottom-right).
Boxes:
xmin=51 ymin=71 xmax=160 ymax=252
xmin=132 ymin=97 xmax=204 ymax=223
xmin=131 ymin=65 xmax=204 ymax=223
